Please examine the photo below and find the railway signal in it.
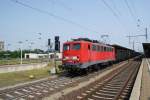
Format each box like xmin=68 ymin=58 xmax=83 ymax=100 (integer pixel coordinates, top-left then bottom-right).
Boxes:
xmin=54 ymin=36 xmax=60 ymax=74
xmin=55 ymin=36 xmax=60 ymax=52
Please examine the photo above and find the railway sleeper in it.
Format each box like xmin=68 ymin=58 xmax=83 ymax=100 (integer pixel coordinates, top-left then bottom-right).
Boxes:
xmin=95 ymin=91 xmax=116 ymax=97
xmin=91 ymin=94 xmax=113 ymax=100
xmin=99 ymin=89 xmax=118 ymax=94
xmin=104 ymin=85 xmax=121 ymax=89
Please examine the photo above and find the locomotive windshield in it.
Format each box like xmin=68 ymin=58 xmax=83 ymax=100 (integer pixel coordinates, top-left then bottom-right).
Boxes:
xmin=72 ymin=43 xmax=81 ymax=50
xmin=63 ymin=44 xmax=70 ymax=51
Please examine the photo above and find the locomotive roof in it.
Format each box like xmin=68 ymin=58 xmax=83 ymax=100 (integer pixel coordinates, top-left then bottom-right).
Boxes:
xmin=72 ymin=38 xmax=100 ymax=43
xmin=64 ymin=39 xmax=113 ymax=48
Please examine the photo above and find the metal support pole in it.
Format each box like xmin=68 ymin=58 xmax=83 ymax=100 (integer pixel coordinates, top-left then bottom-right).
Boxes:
xmin=54 ymin=51 xmax=57 ymax=74
xmin=145 ymin=27 xmax=148 ymax=42
xmin=21 ymin=47 xmax=22 ymax=64
xmin=18 ymin=41 xmax=23 ymax=65
xmin=133 ymin=41 xmax=135 ymax=51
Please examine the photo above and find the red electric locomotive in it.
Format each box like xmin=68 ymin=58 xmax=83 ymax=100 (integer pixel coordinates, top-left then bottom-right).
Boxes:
xmin=62 ymin=38 xmax=115 ymax=71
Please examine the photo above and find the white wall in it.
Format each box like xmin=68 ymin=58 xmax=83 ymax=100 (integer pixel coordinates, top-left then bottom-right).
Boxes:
xmin=25 ymin=53 xmax=62 ymax=59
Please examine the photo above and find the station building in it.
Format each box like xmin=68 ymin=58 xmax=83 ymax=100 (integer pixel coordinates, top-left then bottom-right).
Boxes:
xmin=143 ymin=43 xmax=150 ymax=58
xmin=24 ymin=52 xmax=62 ymax=59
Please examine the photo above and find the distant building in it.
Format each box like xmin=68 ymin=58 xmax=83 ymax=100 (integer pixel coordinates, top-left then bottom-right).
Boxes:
xmin=0 ymin=41 xmax=4 ymax=51
xmin=24 ymin=52 xmax=62 ymax=59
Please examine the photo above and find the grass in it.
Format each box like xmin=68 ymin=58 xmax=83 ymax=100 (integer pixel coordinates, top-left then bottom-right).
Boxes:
xmin=0 ymin=61 xmax=62 ymax=88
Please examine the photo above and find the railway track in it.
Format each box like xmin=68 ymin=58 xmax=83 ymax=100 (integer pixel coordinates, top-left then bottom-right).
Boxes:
xmin=60 ymin=59 xmax=141 ymax=100
xmin=0 ymin=77 xmax=72 ymax=100
xmin=0 ymin=60 xmax=135 ymax=100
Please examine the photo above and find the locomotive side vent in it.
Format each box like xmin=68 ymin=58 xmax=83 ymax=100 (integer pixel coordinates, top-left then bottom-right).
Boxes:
xmin=72 ymin=38 xmax=92 ymax=42
xmin=72 ymin=38 xmax=102 ymax=44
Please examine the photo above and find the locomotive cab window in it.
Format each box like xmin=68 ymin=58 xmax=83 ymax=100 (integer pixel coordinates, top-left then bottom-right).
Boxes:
xmin=72 ymin=43 xmax=81 ymax=50
xmin=92 ymin=45 xmax=96 ymax=51
xmin=63 ymin=44 xmax=70 ymax=51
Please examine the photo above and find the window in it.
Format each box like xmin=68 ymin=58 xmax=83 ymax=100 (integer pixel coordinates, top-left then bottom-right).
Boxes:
xmin=106 ymin=47 xmax=108 ymax=51
xmin=97 ymin=45 xmax=100 ymax=51
xmin=103 ymin=47 xmax=106 ymax=51
xmin=99 ymin=46 xmax=102 ymax=52
xmin=101 ymin=46 xmax=103 ymax=52
xmin=108 ymin=47 xmax=110 ymax=51
xmin=72 ymin=43 xmax=81 ymax=50
xmin=63 ymin=44 xmax=70 ymax=51
xmin=92 ymin=45 xmax=96 ymax=51
xmin=112 ymin=48 xmax=114 ymax=52
xmin=110 ymin=48 xmax=112 ymax=51
xmin=96 ymin=46 xmax=98 ymax=51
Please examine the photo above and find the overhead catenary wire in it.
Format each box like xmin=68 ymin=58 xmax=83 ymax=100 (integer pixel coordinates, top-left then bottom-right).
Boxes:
xmin=124 ymin=0 xmax=137 ymax=23
xmin=48 ymin=0 xmax=72 ymax=11
xmin=10 ymin=0 xmax=100 ymax=34
xmin=129 ymin=1 xmax=145 ymax=28
xmin=109 ymin=0 xmax=122 ymax=16
xmin=101 ymin=0 xmax=119 ymax=19
xmin=100 ymin=0 xmax=128 ymax=32
xmin=130 ymin=1 xmax=138 ymax=19
xmin=124 ymin=0 xmax=146 ymax=37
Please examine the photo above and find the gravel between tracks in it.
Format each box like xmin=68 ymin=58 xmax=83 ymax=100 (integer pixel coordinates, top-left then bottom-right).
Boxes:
xmin=44 ymin=62 xmax=128 ymax=100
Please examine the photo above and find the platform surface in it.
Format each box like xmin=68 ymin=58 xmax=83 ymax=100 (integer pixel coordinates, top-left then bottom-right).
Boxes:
xmin=140 ymin=58 xmax=150 ymax=100
xmin=130 ymin=58 xmax=150 ymax=100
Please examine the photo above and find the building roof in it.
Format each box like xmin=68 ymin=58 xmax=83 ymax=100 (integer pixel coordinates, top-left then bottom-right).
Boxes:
xmin=142 ymin=43 xmax=150 ymax=57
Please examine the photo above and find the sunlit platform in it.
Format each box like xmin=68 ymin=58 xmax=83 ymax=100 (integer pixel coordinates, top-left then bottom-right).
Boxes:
xmin=130 ymin=58 xmax=150 ymax=100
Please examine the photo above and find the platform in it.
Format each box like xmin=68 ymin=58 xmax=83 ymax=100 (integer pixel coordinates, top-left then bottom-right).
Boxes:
xmin=130 ymin=58 xmax=150 ymax=100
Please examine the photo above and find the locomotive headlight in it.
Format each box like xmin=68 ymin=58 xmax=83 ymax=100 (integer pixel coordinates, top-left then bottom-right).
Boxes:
xmin=72 ymin=56 xmax=79 ymax=61
xmin=63 ymin=56 xmax=69 ymax=60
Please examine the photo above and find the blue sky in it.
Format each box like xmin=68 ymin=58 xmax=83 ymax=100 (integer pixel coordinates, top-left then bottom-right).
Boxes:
xmin=0 ymin=0 xmax=150 ymax=51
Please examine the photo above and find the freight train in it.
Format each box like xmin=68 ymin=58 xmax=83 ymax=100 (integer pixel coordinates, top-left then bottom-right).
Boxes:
xmin=62 ymin=38 xmax=137 ymax=72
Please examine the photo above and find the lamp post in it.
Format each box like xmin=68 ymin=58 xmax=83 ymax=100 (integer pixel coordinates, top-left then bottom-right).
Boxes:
xmin=30 ymin=42 xmax=34 ymax=51
xmin=18 ymin=41 xmax=23 ymax=64
xmin=54 ymin=50 xmax=57 ymax=74
xmin=25 ymin=40 xmax=29 ymax=50
xmin=37 ymin=33 xmax=42 ymax=50
xmin=7 ymin=44 xmax=11 ymax=51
